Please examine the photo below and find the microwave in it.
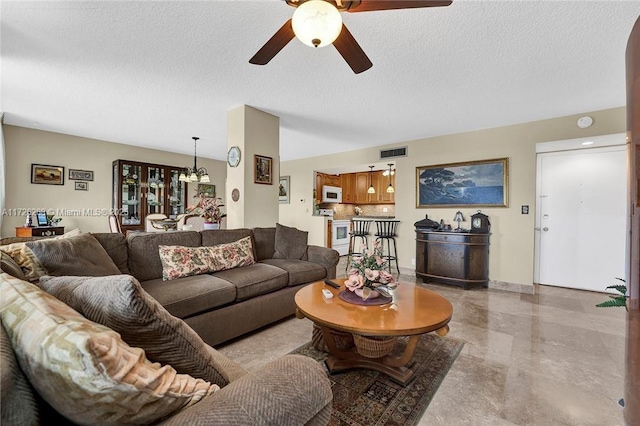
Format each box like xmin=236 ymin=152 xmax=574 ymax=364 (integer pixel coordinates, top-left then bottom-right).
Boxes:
xmin=322 ymin=185 xmax=342 ymax=204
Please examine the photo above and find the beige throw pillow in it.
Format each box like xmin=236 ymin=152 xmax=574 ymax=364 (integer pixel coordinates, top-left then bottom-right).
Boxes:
xmin=0 ymin=273 xmax=217 ymax=425
xmin=0 ymin=228 xmax=83 ymax=282
xmin=159 ymin=236 xmax=255 ymax=280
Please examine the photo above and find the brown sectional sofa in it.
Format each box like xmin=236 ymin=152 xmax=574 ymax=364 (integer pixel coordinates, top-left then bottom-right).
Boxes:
xmin=2 ymin=226 xmax=339 ymax=347
xmin=0 ymin=226 xmax=340 ymax=425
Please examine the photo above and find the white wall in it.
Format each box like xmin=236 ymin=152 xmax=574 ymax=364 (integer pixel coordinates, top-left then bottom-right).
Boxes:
xmin=1 ymin=125 xmax=226 ymax=236
xmin=280 ymin=107 xmax=626 ymax=288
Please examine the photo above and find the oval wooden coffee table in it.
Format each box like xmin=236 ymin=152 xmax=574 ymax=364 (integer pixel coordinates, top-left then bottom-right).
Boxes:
xmin=295 ymin=279 xmax=453 ymax=385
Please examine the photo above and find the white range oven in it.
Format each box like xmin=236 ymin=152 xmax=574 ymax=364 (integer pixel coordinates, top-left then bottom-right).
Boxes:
xmin=331 ymin=220 xmax=351 ymax=256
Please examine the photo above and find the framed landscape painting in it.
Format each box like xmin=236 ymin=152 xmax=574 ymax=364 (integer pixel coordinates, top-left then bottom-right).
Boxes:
xmin=416 ymin=158 xmax=508 ymax=208
xmin=31 ymin=164 xmax=64 ymax=185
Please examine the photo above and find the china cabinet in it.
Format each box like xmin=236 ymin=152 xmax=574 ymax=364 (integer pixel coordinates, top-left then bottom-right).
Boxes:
xmin=113 ymin=160 xmax=188 ymax=232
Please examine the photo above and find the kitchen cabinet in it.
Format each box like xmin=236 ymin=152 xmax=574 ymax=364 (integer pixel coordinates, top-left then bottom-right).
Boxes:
xmin=316 ymin=172 xmax=342 ymax=203
xmin=375 ymin=172 xmax=395 ymax=203
xmin=113 ymin=159 xmax=188 ymax=233
xmin=354 ymin=172 xmax=370 ymax=204
xmin=341 ymin=173 xmax=356 ymax=203
xmin=414 ymin=229 xmax=489 ymax=289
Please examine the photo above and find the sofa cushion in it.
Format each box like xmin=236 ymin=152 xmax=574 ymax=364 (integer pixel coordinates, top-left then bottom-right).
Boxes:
xmin=38 ymin=274 xmax=245 ymax=387
xmin=159 ymin=236 xmax=255 ymax=281
xmin=91 ymin=232 xmax=130 ymax=274
xmin=1 ymin=321 xmax=39 ymax=425
xmin=141 ymin=274 xmax=237 ymax=319
xmin=212 ymin=263 xmax=288 ymax=301
xmin=273 ymin=223 xmax=308 ymax=260
xmin=0 ymin=273 xmax=217 ymax=425
xmin=0 ymin=228 xmax=83 ymax=282
xmin=0 ymin=252 xmax=27 ymax=281
xmin=260 ymin=259 xmax=327 ymax=286
xmin=252 ymin=227 xmax=276 ymax=261
xmin=24 ymin=233 xmax=121 ymax=279
xmin=127 ymin=231 xmax=202 ymax=282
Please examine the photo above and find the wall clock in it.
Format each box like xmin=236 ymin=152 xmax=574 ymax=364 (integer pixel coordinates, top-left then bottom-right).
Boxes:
xmin=227 ymin=146 xmax=241 ymax=167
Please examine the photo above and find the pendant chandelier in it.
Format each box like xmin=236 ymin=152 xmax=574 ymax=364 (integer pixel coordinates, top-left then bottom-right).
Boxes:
xmin=385 ymin=163 xmax=395 ymax=193
xmin=367 ymin=165 xmax=375 ymax=194
xmin=179 ymin=137 xmax=210 ymax=183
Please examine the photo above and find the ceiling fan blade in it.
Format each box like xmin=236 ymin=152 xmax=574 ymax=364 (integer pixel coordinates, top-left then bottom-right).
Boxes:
xmin=347 ymin=0 xmax=452 ymax=13
xmin=249 ymin=19 xmax=295 ymax=65
xmin=333 ymin=23 xmax=372 ymax=74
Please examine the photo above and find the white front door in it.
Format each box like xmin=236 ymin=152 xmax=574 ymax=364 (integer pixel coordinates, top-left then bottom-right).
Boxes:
xmin=535 ymin=145 xmax=627 ymax=292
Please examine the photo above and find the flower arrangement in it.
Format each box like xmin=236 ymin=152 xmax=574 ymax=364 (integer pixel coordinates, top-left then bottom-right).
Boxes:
xmin=345 ymin=241 xmax=397 ymax=300
xmin=186 ymin=194 xmax=226 ymax=223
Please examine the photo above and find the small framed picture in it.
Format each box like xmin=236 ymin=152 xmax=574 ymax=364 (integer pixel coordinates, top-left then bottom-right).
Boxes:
xmin=31 ymin=164 xmax=64 ymax=185
xmin=69 ymin=169 xmax=94 ymax=181
xmin=197 ymin=183 xmax=216 ymax=198
xmin=75 ymin=181 xmax=88 ymax=191
xmin=279 ymin=176 xmax=290 ymax=204
xmin=36 ymin=212 xmax=48 ymax=226
xmin=254 ymin=155 xmax=273 ymax=185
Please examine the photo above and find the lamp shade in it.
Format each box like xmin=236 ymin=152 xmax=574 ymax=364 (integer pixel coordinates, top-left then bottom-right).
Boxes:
xmin=453 ymin=211 xmax=464 ymax=222
xmin=292 ymin=0 xmax=343 ymax=48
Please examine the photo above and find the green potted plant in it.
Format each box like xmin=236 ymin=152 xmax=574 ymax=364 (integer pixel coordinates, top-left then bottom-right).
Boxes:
xmin=596 ymin=277 xmax=628 ymax=311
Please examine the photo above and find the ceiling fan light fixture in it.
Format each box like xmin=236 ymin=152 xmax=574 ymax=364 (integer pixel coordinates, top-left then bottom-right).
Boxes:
xmin=292 ymin=0 xmax=343 ymax=48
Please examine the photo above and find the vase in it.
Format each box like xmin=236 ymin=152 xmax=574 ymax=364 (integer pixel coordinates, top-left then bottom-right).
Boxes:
xmin=354 ymin=288 xmax=380 ymax=300
xmin=203 ymin=222 xmax=220 ymax=230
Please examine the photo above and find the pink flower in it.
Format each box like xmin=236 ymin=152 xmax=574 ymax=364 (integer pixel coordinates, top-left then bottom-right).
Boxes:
xmin=378 ymin=270 xmax=395 ymax=285
xmin=345 ymin=273 xmax=364 ymax=291
xmin=364 ymin=268 xmax=380 ymax=282
xmin=375 ymin=256 xmax=385 ymax=266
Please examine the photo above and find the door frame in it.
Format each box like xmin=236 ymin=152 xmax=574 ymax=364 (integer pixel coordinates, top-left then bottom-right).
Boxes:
xmin=533 ymin=133 xmax=627 ymax=285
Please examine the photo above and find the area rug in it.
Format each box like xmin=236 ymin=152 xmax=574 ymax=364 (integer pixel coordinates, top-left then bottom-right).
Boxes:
xmin=290 ymin=333 xmax=465 ymax=426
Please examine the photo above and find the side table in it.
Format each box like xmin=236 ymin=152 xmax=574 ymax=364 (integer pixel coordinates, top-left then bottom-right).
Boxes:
xmin=15 ymin=226 xmax=65 ymax=237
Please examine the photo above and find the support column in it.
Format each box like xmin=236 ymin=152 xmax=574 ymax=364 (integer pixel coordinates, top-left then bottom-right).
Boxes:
xmin=226 ymin=105 xmax=280 ymax=229
xmin=625 ymin=15 xmax=640 ymax=426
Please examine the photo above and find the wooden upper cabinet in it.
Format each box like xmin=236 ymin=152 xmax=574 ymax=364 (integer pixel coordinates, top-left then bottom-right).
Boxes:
xmin=377 ymin=172 xmax=395 ymax=203
xmin=318 ymin=171 xmax=395 ymax=205
xmin=316 ymin=172 xmax=341 ymax=203
xmin=341 ymin=173 xmax=356 ymax=203
xmin=354 ymin=172 xmax=370 ymax=204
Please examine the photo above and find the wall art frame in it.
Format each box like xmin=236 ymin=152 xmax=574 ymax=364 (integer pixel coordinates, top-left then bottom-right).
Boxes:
xmin=31 ymin=164 xmax=64 ymax=185
xmin=254 ymin=155 xmax=273 ymax=185
xmin=279 ymin=176 xmax=290 ymax=204
xmin=416 ymin=157 xmax=509 ymax=208
xmin=197 ymin=183 xmax=216 ymax=198
xmin=69 ymin=169 xmax=94 ymax=181
xmin=75 ymin=181 xmax=88 ymax=191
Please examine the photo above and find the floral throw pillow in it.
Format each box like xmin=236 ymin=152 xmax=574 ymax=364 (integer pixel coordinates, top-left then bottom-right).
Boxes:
xmin=159 ymin=236 xmax=255 ymax=281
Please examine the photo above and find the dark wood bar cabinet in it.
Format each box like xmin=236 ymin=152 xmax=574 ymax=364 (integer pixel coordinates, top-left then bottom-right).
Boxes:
xmin=415 ymin=226 xmax=489 ymax=290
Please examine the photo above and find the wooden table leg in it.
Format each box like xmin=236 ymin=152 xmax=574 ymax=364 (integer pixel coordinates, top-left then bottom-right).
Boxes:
xmin=319 ymin=326 xmax=422 ymax=386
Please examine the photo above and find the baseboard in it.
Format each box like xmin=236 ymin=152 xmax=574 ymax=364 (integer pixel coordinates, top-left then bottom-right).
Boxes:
xmin=399 ymin=267 xmax=535 ymax=294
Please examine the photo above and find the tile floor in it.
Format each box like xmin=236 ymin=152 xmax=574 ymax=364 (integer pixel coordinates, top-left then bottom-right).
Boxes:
xmin=217 ymin=257 xmax=627 ymax=425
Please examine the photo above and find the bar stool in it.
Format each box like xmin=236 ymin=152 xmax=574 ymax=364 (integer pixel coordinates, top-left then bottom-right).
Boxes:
xmin=345 ymin=219 xmax=373 ymax=272
xmin=375 ymin=220 xmax=400 ymax=274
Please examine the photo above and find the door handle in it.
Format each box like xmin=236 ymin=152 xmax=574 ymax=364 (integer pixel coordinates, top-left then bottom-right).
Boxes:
xmin=542 ymin=227 xmax=549 ymax=232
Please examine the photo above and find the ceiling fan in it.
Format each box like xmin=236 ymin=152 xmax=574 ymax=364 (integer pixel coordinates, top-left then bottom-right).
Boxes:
xmin=249 ymin=0 xmax=452 ymax=74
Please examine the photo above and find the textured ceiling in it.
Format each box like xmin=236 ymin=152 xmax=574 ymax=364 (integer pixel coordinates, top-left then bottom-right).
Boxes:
xmin=1 ymin=1 xmax=639 ymax=162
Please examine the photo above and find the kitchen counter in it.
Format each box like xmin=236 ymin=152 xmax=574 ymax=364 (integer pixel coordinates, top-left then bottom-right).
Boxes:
xmin=351 ymin=216 xmax=396 ymax=220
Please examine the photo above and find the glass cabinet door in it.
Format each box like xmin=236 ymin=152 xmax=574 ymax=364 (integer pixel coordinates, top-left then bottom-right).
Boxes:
xmin=121 ymin=163 xmax=142 ymax=226
xmin=168 ymin=169 xmax=187 ymax=218
xmin=146 ymin=166 xmax=165 ymax=215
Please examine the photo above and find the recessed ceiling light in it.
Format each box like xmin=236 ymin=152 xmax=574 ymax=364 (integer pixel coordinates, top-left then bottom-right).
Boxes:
xmin=581 ymin=141 xmax=594 ymax=146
